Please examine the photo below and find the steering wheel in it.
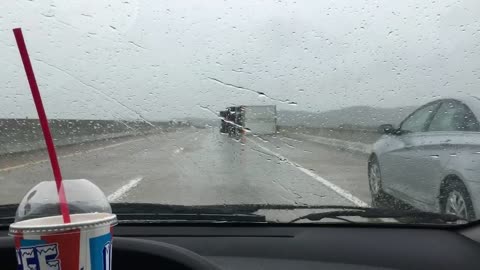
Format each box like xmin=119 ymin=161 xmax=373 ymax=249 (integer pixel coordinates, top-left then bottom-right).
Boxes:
xmin=113 ymin=237 xmax=222 ymax=270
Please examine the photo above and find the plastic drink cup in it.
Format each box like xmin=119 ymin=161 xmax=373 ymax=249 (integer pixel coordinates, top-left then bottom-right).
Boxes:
xmin=10 ymin=179 xmax=117 ymax=270
xmin=10 ymin=213 xmax=116 ymax=270
xmin=12 ymin=28 xmax=115 ymax=269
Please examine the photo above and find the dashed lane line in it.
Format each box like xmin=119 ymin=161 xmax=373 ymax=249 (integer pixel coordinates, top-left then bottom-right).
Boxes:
xmin=107 ymin=177 xmax=143 ymax=202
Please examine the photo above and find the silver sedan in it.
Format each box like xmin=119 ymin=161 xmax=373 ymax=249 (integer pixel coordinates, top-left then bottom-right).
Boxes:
xmin=369 ymin=97 xmax=480 ymax=220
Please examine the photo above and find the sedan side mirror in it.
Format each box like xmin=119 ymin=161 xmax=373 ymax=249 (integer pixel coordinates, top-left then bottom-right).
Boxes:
xmin=378 ymin=124 xmax=396 ymax=134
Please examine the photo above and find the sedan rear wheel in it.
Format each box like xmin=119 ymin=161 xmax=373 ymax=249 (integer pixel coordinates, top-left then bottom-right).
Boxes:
xmin=368 ymin=156 xmax=388 ymax=208
xmin=445 ymin=191 xmax=468 ymax=218
xmin=369 ymin=162 xmax=381 ymax=195
xmin=441 ymin=180 xmax=475 ymax=221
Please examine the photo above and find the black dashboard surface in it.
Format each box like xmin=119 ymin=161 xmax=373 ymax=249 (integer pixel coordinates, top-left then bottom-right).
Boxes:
xmin=2 ymin=224 xmax=479 ymax=269
xmin=114 ymin=225 xmax=479 ymax=270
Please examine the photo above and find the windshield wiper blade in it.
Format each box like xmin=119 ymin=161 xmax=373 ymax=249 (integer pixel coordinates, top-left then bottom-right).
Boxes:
xmin=112 ymin=203 xmax=370 ymax=210
xmin=0 ymin=203 xmax=463 ymax=225
xmin=116 ymin=212 xmax=265 ymax=223
xmin=289 ymin=208 xmax=465 ymax=224
xmin=2 ymin=203 xmax=357 ymax=224
xmin=0 ymin=203 xmax=268 ymax=225
xmin=110 ymin=203 xmax=368 ymax=215
xmin=112 ymin=203 xmax=266 ymax=222
xmin=110 ymin=203 xmax=369 ymax=223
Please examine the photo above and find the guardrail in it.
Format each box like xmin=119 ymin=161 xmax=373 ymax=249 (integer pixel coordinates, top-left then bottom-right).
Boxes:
xmin=0 ymin=119 xmax=169 ymax=155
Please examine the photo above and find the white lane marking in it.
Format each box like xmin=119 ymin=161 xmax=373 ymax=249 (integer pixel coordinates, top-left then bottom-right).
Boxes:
xmin=107 ymin=177 xmax=143 ymax=202
xmin=0 ymin=138 xmax=144 ymax=173
xmin=248 ymin=137 xmax=369 ymax=207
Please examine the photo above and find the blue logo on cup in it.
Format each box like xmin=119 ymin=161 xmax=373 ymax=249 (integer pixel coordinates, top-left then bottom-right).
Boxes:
xmin=17 ymin=243 xmax=60 ymax=270
xmin=102 ymin=242 xmax=112 ymax=270
xmin=90 ymin=233 xmax=112 ymax=270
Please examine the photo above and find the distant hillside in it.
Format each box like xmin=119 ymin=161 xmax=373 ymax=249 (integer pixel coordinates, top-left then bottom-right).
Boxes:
xmin=277 ymin=106 xmax=417 ymax=128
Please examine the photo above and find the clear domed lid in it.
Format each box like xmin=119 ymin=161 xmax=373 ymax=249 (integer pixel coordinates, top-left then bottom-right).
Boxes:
xmin=15 ymin=179 xmax=112 ymax=222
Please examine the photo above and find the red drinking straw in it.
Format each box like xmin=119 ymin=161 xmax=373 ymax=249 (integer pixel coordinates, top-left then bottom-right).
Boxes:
xmin=13 ymin=28 xmax=71 ymax=223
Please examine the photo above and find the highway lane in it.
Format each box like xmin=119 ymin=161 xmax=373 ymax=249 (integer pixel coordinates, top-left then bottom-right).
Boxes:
xmin=256 ymin=133 xmax=372 ymax=205
xmin=0 ymin=128 xmax=370 ymax=220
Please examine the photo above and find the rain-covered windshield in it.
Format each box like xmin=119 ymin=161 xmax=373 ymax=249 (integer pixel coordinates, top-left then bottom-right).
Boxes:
xmin=1 ymin=0 xmax=480 ymax=224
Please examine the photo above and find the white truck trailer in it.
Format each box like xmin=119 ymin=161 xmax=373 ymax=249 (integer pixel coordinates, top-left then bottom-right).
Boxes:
xmin=242 ymin=105 xmax=277 ymax=135
xmin=220 ymin=105 xmax=277 ymax=135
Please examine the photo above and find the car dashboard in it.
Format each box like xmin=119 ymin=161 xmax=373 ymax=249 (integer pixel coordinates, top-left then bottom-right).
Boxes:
xmin=2 ymin=223 xmax=480 ymax=270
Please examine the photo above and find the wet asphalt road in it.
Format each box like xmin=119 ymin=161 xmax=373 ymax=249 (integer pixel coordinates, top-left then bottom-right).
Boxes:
xmin=0 ymin=128 xmax=371 ymax=211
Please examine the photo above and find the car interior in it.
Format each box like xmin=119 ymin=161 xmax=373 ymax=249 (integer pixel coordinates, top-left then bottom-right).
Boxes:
xmin=4 ymin=1 xmax=480 ymax=269
xmin=1 ymin=221 xmax=480 ymax=269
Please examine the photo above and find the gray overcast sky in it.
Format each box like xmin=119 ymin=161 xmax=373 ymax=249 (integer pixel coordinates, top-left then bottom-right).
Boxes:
xmin=1 ymin=0 xmax=480 ymax=120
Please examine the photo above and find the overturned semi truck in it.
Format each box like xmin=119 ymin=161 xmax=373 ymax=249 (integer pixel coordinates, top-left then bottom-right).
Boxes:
xmin=220 ymin=105 xmax=277 ymax=136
